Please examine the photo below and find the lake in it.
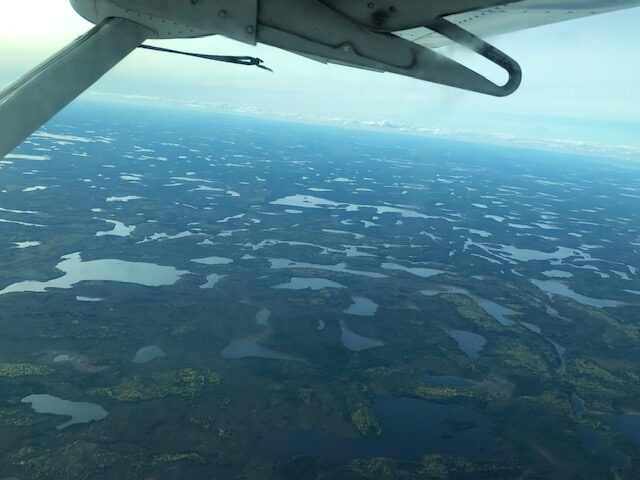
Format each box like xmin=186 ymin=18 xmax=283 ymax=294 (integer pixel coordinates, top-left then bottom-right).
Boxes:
xmin=221 ymin=338 xmax=289 ymax=360
xmin=0 ymin=252 xmax=188 ymax=296
xmin=344 ymin=297 xmax=378 ymax=316
xmin=447 ymin=329 xmax=487 ymax=359
xmin=531 ymin=279 xmax=623 ymax=309
xmin=21 ymin=394 xmax=108 ymax=430
xmin=133 ymin=345 xmax=167 ymax=364
xmin=272 ymin=277 xmax=346 ymax=290
xmin=340 ymin=320 xmax=383 ymax=351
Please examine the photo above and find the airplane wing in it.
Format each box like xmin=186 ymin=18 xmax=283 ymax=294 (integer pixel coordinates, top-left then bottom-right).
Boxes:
xmin=2 ymin=0 xmax=640 ymax=159
xmin=395 ymin=0 xmax=640 ymax=48
xmin=254 ymin=0 xmax=640 ymax=99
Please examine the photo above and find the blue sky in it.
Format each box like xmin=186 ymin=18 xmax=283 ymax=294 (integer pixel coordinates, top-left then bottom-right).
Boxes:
xmin=2 ymin=1 xmax=640 ymax=157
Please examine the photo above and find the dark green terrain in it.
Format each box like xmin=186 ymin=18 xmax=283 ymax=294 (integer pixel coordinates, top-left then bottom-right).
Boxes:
xmin=0 ymin=103 xmax=639 ymax=479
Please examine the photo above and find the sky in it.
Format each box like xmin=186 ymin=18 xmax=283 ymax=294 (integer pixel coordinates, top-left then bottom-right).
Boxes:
xmin=1 ymin=1 xmax=640 ymax=157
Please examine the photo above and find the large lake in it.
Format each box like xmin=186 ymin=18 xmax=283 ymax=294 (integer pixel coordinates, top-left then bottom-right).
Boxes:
xmin=21 ymin=394 xmax=108 ymax=430
xmin=0 ymin=252 xmax=188 ymax=295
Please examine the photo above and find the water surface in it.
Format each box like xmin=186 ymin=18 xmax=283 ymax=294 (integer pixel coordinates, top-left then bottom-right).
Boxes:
xmin=53 ymin=354 xmax=73 ymax=363
xmin=273 ymin=277 xmax=346 ymax=290
xmin=476 ymin=299 xmax=518 ymax=326
xmin=221 ymin=338 xmax=288 ymax=360
xmin=133 ymin=345 xmax=167 ymax=364
xmin=382 ymin=262 xmax=443 ymax=278
xmin=422 ymin=286 xmax=519 ymax=326
xmin=0 ymin=252 xmax=188 ymax=296
xmin=21 ymin=394 xmax=108 ymax=430
xmin=344 ymin=297 xmax=378 ymax=316
xmin=270 ymin=258 xmax=386 ymax=278
xmin=191 ymin=256 xmax=233 ymax=265
xmin=521 ymin=322 xmax=542 ymax=334
xmin=200 ymin=274 xmax=224 ymax=289
xmin=95 ymin=219 xmax=135 ymax=237
xmin=542 ymin=270 xmax=573 ymax=279
xmin=13 ymin=241 xmax=40 ymax=249
xmin=447 ymin=329 xmax=486 ymax=359
xmin=340 ymin=320 xmax=383 ymax=351
xmin=532 ymin=279 xmax=623 ymax=308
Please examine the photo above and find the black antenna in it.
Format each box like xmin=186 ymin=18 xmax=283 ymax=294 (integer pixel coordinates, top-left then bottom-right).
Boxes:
xmin=138 ymin=44 xmax=273 ymax=72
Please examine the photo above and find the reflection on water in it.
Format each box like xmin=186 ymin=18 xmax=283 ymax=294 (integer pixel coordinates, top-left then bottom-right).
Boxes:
xmin=476 ymin=299 xmax=518 ymax=326
xmin=269 ymin=258 xmax=386 ymax=278
xmin=270 ymin=195 xmax=430 ymax=219
xmin=542 ymin=270 xmax=573 ymax=279
xmin=272 ymin=277 xmax=346 ymax=290
xmin=257 ymin=395 xmax=501 ymax=462
xmin=382 ymin=262 xmax=443 ymax=278
xmin=340 ymin=320 xmax=382 ymax=351
xmin=21 ymin=394 xmax=108 ymax=430
xmin=344 ymin=296 xmax=378 ymax=316
xmin=133 ymin=345 xmax=166 ymax=364
xmin=470 ymin=242 xmax=589 ymax=264
xmin=191 ymin=256 xmax=233 ymax=265
xmin=0 ymin=252 xmax=189 ymax=296
xmin=342 ymin=245 xmax=377 ymax=257
xmin=200 ymin=274 xmax=224 ymax=289
xmin=531 ymin=279 xmax=623 ymax=309
xmin=95 ymin=218 xmax=135 ymax=237
xmin=447 ymin=329 xmax=486 ymax=359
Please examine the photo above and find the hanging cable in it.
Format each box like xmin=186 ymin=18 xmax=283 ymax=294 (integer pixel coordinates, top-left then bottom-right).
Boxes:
xmin=138 ymin=44 xmax=273 ymax=71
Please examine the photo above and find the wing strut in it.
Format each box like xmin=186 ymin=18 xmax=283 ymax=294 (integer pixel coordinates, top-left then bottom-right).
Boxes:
xmin=0 ymin=18 xmax=150 ymax=159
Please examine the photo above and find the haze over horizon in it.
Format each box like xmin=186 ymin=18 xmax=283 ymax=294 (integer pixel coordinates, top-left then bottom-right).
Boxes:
xmin=2 ymin=0 xmax=640 ymax=157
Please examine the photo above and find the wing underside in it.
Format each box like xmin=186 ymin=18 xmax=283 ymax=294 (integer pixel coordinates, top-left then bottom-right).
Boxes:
xmin=396 ymin=0 xmax=640 ymax=48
